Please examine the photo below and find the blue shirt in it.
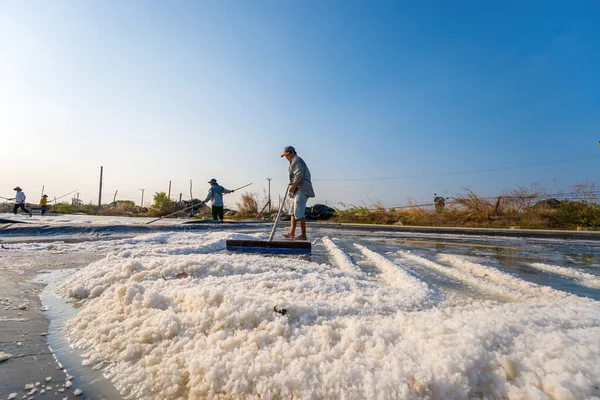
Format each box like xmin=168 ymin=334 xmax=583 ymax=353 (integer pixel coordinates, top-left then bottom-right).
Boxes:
xmin=204 ymin=185 xmax=231 ymax=207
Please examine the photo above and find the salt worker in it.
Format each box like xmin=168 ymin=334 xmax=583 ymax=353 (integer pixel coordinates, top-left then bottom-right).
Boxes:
xmin=200 ymin=178 xmax=234 ymax=222
xmin=280 ymin=146 xmax=315 ymax=240
xmin=11 ymin=186 xmax=32 ymax=217
xmin=40 ymin=194 xmax=49 ymax=216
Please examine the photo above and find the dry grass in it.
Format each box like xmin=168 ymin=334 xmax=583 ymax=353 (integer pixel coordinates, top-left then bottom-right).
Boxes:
xmin=332 ymin=185 xmax=600 ymax=230
xmin=236 ymin=192 xmax=259 ymax=216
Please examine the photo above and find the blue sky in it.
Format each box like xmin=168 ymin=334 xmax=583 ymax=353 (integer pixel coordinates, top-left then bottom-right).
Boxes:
xmin=1 ymin=0 xmax=599 ymax=208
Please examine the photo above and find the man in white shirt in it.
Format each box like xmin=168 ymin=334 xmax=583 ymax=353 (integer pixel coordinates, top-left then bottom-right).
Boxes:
xmin=12 ymin=186 xmax=32 ymax=217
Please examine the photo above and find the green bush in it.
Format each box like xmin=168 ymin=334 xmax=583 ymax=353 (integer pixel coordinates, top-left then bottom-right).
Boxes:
xmin=151 ymin=192 xmax=177 ymax=217
xmin=557 ymin=200 xmax=600 ymax=228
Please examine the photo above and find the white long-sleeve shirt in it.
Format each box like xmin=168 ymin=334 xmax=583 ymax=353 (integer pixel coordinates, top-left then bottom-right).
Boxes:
xmin=15 ymin=191 xmax=26 ymax=204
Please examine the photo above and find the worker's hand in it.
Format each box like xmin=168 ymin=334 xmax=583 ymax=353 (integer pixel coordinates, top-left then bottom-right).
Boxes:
xmin=231 ymin=190 xmax=235 ymax=193
xmin=289 ymin=185 xmax=297 ymax=193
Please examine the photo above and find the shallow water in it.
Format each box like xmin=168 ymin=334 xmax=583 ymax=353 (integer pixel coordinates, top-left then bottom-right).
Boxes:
xmin=37 ymin=270 xmax=123 ymax=400
xmin=314 ymin=226 xmax=600 ymax=301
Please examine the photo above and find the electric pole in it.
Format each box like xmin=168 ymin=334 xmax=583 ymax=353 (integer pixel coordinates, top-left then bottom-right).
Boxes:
xmin=266 ymin=178 xmax=272 ymax=212
xmin=139 ymin=189 xmax=145 ymax=208
xmin=113 ymin=190 xmax=118 ymax=204
xmin=98 ymin=166 xmax=103 ymax=208
xmin=168 ymin=181 xmax=171 ymax=199
xmin=190 ymin=179 xmax=194 ymax=213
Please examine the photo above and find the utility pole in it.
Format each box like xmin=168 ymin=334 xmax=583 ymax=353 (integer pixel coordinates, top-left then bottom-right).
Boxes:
xmin=139 ymin=189 xmax=145 ymax=208
xmin=190 ymin=179 xmax=194 ymax=214
xmin=266 ymin=178 xmax=272 ymax=212
xmin=76 ymin=193 xmax=80 ymax=207
xmin=113 ymin=190 xmax=118 ymax=204
xmin=98 ymin=166 xmax=103 ymax=208
xmin=168 ymin=181 xmax=171 ymax=199
xmin=179 ymin=193 xmax=182 ymax=203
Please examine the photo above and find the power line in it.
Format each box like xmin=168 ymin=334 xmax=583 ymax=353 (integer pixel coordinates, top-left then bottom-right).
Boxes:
xmin=315 ymin=155 xmax=600 ymax=182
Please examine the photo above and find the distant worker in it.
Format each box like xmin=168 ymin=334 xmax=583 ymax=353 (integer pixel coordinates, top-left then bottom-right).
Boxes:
xmin=12 ymin=186 xmax=32 ymax=217
xmin=200 ymin=179 xmax=234 ymax=222
xmin=434 ymin=193 xmax=446 ymax=212
xmin=40 ymin=194 xmax=49 ymax=216
xmin=281 ymin=146 xmax=315 ymax=240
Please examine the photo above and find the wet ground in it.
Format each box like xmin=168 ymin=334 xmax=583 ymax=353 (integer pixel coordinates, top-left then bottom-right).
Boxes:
xmin=1 ymin=215 xmax=600 ymax=399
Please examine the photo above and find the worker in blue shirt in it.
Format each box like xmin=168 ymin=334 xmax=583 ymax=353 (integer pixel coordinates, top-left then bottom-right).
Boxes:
xmin=200 ymin=179 xmax=234 ymax=222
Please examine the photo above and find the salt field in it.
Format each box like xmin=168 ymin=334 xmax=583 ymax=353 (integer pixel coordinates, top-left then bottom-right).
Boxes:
xmin=1 ymin=214 xmax=600 ymax=399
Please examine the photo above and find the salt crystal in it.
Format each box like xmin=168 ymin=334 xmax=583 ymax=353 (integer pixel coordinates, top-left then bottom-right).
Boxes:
xmin=0 ymin=352 xmax=12 ymax=362
xmin=73 ymin=388 xmax=83 ymax=396
xmin=7 ymin=393 xmax=17 ymax=400
xmin=23 ymin=384 xmax=34 ymax=390
xmin=65 ymin=381 xmax=73 ymax=388
xmin=45 ymin=377 xmax=51 ymax=382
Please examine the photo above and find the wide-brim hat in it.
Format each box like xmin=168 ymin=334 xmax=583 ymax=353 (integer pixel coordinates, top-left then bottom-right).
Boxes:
xmin=208 ymin=178 xmax=217 ymax=184
xmin=42 ymin=194 xmax=48 ymax=198
xmin=13 ymin=186 xmax=22 ymax=191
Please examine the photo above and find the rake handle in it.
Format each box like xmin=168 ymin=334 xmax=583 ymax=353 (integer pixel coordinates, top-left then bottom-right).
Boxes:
xmin=268 ymin=185 xmax=290 ymax=241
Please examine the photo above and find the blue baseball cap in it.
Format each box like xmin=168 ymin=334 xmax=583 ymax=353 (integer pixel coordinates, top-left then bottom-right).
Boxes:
xmin=280 ymin=146 xmax=295 ymax=157
xmin=208 ymin=178 xmax=217 ymax=184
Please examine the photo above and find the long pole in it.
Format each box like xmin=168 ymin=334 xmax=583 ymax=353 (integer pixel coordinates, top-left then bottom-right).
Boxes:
xmin=190 ymin=179 xmax=193 ymax=213
xmin=268 ymin=185 xmax=290 ymax=241
xmin=98 ymin=166 xmax=103 ymax=208
xmin=168 ymin=181 xmax=171 ymax=199
xmin=54 ymin=189 xmax=78 ymax=201
xmin=266 ymin=178 xmax=272 ymax=213
xmin=41 ymin=185 xmax=44 ymax=198
xmin=140 ymin=189 xmax=145 ymax=207
xmin=231 ymin=183 xmax=253 ymax=192
xmin=147 ymin=182 xmax=253 ymax=224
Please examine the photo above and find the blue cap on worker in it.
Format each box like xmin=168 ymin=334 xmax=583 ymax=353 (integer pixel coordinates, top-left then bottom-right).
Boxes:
xmin=280 ymin=146 xmax=295 ymax=157
xmin=208 ymin=178 xmax=217 ymax=184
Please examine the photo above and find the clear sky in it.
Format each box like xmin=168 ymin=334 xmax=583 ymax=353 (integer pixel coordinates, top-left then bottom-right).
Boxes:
xmin=1 ymin=0 xmax=599 ymax=209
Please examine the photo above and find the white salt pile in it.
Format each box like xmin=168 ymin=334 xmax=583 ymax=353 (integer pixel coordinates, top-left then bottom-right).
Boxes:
xmin=54 ymin=232 xmax=600 ymax=399
xmin=530 ymin=262 xmax=600 ymax=289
